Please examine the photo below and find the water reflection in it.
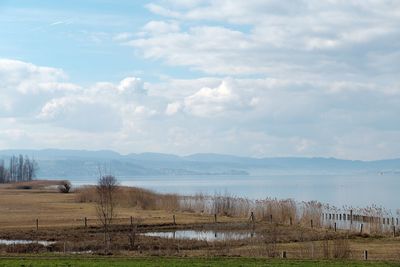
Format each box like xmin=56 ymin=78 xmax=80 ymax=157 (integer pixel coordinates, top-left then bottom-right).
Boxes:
xmin=143 ymin=230 xmax=254 ymax=241
xmin=0 ymin=239 xmax=55 ymax=246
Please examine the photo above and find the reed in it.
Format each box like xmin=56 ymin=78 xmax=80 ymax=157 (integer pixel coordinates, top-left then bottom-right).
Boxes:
xmin=179 ymin=193 xmax=321 ymax=227
xmin=77 ymin=184 xmax=399 ymax=235
xmin=76 ymin=185 xmax=180 ymax=211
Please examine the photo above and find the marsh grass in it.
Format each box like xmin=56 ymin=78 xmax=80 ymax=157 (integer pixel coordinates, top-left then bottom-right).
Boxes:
xmin=76 ymin=186 xmax=325 ymax=228
xmin=76 ymin=185 xmax=398 ymax=238
xmin=76 ymin=186 xmax=180 ymax=211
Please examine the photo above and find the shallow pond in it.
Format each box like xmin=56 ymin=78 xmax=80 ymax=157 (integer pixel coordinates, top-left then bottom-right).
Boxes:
xmin=0 ymin=239 xmax=55 ymax=246
xmin=143 ymin=230 xmax=254 ymax=241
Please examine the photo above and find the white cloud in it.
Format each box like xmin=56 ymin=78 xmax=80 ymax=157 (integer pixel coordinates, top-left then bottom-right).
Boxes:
xmin=38 ymin=96 xmax=122 ymax=132
xmin=117 ymin=77 xmax=146 ymax=95
xmin=183 ymin=80 xmax=246 ymax=117
xmin=2 ymin=57 xmax=399 ymax=159
xmin=142 ymin=20 xmax=180 ymax=34
xmin=0 ymin=58 xmax=80 ymax=117
xmin=113 ymin=32 xmax=135 ymax=42
xmin=165 ymin=102 xmax=181 ymax=115
xmin=127 ymin=1 xmax=400 ymax=79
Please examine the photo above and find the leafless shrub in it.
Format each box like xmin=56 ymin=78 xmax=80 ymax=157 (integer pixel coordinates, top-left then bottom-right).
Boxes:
xmin=332 ymin=237 xmax=350 ymax=259
xmin=261 ymin=223 xmax=279 ymax=258
xmin=96 ymin=174 xmax=119 ymax=253
xmin=127 ymin=219 xmax=141 ymax=250
xmin=321 ymin=234 xmax=331 ymax=259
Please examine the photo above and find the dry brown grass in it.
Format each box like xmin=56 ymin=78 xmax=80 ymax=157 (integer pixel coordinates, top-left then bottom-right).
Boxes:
xmin=75 ymin=185 xmax=180 ymax=211
xmin=1 ymin=181 xmax=400 ymax=260
xmin=179 ymin=194 xmax=321 ymax=228
xmin=0 ymin=185 xmax=241 ymax=229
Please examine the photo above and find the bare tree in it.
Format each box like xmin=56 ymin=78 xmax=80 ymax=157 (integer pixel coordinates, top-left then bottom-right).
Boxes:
xmin=0 ymin=155 xmax=38 ymax=184
xmin=17 ymin=154 xmax=24 ymax=182
xmin=127 ymin=217 xmax=142 ymax=250
xmin=22 ymin=156 xmax=38 ymax=181
xmin=9 ymin=156 xmax=17 ymax=182
xmin=0 ymin=160 xmax=8 ymax=183
xmin=96 ymin=174 xmax=118 ymax=253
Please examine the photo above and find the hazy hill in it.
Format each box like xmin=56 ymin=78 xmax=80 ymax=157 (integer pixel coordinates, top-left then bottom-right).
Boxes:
xmin=0 ymin=149 xmax=399 ymax=178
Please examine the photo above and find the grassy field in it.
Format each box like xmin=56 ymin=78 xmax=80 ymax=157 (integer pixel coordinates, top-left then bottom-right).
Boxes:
xmin=0 ymin=181 xmax=238 ymax=229
xmin=0 ymin=257 xmax=399 ymax=267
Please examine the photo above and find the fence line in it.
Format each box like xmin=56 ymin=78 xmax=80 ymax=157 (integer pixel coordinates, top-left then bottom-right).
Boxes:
xmin=0 ymin=211 xmax=398 ymax=237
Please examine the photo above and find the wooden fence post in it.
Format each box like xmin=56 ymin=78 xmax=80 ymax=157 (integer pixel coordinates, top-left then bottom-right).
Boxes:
xmin=84 ymin=217 xmax=87 ymax=228
xmin=214 ymin=214 xmax=217 ymax=223
xmin=281 ymin=251 xmax=287 ymax=258
xmin=36 ymin=218 xmax=39 ymax=230
xmin=350 ymin=210 xmax=353 ymax=225
xmin=360 ymin=224 xmax=363 ymax=234
xmin=311 ymin=219 xmax=313 ymax=228
xmin=364 ymin=250 xmax=368 ymax=260
xmin=270 ymin=214 xmax=273 ymax=223
xmin=393 ymin=226 xmax=396 ymax=238
xmin=334 ymin=222 xmax=337 ymax=232
xmin=289 ymin=217 xmax=293 ymax=226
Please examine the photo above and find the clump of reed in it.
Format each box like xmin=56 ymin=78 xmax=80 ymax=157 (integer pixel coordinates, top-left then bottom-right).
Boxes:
xmin=75 ymin=185 xmax=180 ymax=211
xmin=299 ymin=201 xmax=323 ymax=227
xmin=80 ymin=184 xmax=400 ymax=233
xmin=323 ymin=204 xmax=395 ymax=235
xmin=179 ymin=192 xmax=321 ymax=227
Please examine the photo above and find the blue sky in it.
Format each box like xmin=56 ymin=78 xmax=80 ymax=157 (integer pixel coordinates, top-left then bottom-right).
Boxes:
xmin=0 ymin=0 xmax=176 ymax=83
xmin=0 ymin=0 xmax=399 ymax=160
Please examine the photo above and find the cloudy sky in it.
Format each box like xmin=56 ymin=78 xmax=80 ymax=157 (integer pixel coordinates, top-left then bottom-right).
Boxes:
xmin=0 ymin=0 xmax=399 ymax=160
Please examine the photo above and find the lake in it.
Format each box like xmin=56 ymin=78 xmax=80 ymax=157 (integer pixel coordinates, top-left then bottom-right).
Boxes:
xmin=69 ymin=172 xmax=400 ymax=212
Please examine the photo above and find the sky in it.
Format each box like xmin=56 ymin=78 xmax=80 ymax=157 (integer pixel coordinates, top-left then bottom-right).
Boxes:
xmin=0 ymin=0 xmax=399 ymax=160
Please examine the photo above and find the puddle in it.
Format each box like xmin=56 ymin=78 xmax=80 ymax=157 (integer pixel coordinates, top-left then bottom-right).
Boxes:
xmin=143 ymin=230 xmax=254 ymax=241
xmin=0 ymin=239 xmax=56 ymax=246
xmin=70 ymin=250 xmax=93 ymax=254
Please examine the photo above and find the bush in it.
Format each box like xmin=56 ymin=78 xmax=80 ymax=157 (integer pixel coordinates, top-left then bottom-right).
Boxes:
xmin=58 ymin=181 xmax=72 ymax=193
xmin=15 ymin=185 xmax=32 ymax=190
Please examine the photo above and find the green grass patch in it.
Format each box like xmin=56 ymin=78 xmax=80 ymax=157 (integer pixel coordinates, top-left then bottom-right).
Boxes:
xmin=0 ymin=257 xmax=399 ymax=267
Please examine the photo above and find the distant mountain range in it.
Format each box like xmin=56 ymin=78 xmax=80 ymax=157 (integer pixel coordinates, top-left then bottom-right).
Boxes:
xmin=0 ymin=149 xmax=399 ymax=178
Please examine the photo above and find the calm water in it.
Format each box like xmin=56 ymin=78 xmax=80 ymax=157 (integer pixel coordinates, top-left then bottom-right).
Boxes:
xmin=0 ymin=239 xmax=55 ymax=246
xmin=143 ymin=230 xmax=253 ymax=241
xmin=69 ymin=172 xmax=400 ymax=211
